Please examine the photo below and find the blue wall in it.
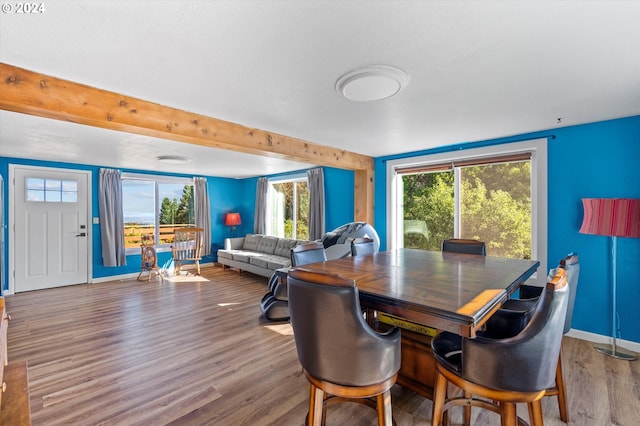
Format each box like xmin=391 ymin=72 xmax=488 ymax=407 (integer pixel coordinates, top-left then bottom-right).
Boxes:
xmin=0 ymin=161 xmax=355 ymax=289
xmin=324 ymin=167 xmax=356 ymax=230
xmin=0 ymin=157 xmax=243 ymax=283
xmin=374 ymin=115 xmax=640 ymax=344
xmin=3 ymin=116 xmax=638 ymax=344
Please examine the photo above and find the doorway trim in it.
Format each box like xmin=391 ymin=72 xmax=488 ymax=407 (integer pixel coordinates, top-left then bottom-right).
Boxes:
xmin=7 ymin=164 xmax=92 ymax=295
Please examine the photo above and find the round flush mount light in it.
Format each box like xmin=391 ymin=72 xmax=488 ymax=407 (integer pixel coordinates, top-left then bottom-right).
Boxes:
xmin=336 ymin=65 xmax=409 ymax=102
xmin=157 ymin=155 xmax=189 ymax=164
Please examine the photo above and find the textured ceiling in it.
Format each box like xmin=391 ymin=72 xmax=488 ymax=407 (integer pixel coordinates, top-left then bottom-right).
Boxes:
xmin=1 ymin=1 xmax=639 ymax=177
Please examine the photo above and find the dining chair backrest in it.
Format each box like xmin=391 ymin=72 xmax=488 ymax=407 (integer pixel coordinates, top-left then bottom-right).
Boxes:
xmin=350 ymin=237 xmax=376 ymax=257
xmin=287 ymin=268 xmax=401 ymax=386
xmin=560 ymin=253 xmax=580 ymax=334
xmin=291 ymin=241 xmax=327 ymax=267
xmin=442 ymin=238 xmax=486 ymax=256
xmin=462 ymin=268 xmax=569 ymax=392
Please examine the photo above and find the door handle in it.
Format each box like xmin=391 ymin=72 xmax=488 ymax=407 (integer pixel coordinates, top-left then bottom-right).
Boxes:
xmin=76 ymin=232 xmax=86 ymax=237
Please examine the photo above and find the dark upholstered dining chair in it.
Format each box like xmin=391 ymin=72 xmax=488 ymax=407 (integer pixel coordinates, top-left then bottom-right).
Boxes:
xmin=350 ymin=237 xmax=376 ymax=257
xmin=441 ymin=238 xmax=486 ymax=256
xmin=482 ymin=253 xmax=580 ymax=422
xmin=430 ymin=268 xmax=569 ymax=426
xmin=288 ymin=268 xmax=401 ymax=425
xmin=291 ymin=241 xmax=327 ymax=266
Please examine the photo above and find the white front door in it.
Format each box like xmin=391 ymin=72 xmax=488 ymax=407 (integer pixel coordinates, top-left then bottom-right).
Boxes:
xmin=11 ymin=166 xmax=90 ymax=293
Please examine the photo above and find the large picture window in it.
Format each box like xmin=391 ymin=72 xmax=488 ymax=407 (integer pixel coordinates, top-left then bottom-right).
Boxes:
xmin=266 ymin=176 xmax=309 ymax=240
xmin=122 ymin=174 xmax=195 ymax=251
xmin=387 ymin=139 xmax=547 ymax=285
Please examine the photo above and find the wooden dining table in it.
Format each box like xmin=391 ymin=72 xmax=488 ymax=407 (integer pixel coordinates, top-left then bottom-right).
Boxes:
xmin=297 ymin=248 xmax=540 ymax=399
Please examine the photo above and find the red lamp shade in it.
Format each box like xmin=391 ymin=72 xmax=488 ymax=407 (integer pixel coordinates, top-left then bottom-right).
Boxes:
xmin=580 ymin=198 xmax=640 ymax=238
xmin=225 ymin=212 xmax=242 ymax=227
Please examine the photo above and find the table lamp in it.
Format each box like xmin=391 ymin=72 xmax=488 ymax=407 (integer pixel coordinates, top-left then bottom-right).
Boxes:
xmin=579 ymin=198 xmax=640 ymax=360
xmin=225 ymin=212 xmax=242 ymax=237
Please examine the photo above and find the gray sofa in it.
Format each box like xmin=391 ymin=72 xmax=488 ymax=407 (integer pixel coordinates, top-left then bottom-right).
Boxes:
xmin=217 ymin=234 xmax=306 ymax=278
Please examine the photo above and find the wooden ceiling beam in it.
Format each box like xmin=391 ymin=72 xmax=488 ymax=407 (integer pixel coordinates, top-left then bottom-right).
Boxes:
xmin=0 ymin=62 xmax=375 ymax=224
xmin=0 ymin=63 xmax=373 ymax=171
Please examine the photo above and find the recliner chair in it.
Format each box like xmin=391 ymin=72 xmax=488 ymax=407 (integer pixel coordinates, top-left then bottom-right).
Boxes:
xmin=259 ymin=242 xmax=327 ymax=321
xmin=321 ymin=222 xmax=380 ymax=260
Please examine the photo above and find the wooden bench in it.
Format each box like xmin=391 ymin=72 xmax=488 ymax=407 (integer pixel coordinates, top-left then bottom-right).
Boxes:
xmin=0 ymin=297 xmax=31 ymax=425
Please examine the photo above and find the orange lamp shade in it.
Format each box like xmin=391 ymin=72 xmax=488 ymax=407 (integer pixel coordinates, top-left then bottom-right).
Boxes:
xmin=225 ymin=212 xmax=242 ymax=227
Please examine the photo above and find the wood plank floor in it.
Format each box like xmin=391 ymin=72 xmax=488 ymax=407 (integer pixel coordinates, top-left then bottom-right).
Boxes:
xmin=5 ymin=266 xmax=640 ymax=425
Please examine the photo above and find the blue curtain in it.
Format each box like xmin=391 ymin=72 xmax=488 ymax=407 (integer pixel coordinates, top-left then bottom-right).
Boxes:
xmin=194 ymin=177 xmax=211 ymax=255
xmin=99 ymin=168 xmax=126 ymax=266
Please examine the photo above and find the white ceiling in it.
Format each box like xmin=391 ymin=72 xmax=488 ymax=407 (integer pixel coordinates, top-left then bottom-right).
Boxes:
xmin=1 ymin=1 xmax=639 ymax=178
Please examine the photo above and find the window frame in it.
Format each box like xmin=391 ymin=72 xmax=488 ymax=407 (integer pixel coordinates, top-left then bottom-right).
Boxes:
xmin=266 ymin=173 xmax=309 ymax=240
xmin=386 ymin=138 xmax=547 ymax=286
xmin=121 ymin=173 xmax=195 ymax=254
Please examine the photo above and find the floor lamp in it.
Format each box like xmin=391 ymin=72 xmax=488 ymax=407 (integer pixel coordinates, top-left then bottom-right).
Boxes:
xmin=580 ymin=198 xmax=640 ymax=360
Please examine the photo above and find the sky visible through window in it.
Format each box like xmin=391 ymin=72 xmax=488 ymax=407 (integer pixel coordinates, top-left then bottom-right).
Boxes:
xmin=122 ymin=180 xmax=186 ymax=225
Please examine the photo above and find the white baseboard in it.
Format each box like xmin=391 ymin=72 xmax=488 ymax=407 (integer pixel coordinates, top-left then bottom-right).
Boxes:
xmin=91 ymin=272 xmax=139 ymax=283
xmin=566 ymin=329 xmax=640 ymax=353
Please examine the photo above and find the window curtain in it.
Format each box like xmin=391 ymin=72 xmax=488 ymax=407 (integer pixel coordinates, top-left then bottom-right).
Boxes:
xmin=194 ymin=177 xmax=212 ymax=256
xmin=307 ymin=167 xmax=325 ymax=240
xmin=99 ymin=168 xmax=126 ymax=267
xmin=254 ymin=177 xmax=268 ymax=234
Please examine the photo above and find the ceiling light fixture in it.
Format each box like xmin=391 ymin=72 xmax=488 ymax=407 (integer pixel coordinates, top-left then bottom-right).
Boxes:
xmin=157 ymin=155 xmax=189 ymax=164
xmin=336 ymin=65 xmax=409 ymax=102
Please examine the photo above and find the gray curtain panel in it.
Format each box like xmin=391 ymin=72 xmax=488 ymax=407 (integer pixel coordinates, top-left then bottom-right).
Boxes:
xmin=307 ymin=168 xmax=325 ymax=240
xmin=99 ymin=168 xmax=126 ymax=267
xmin=254 ymin=177 xmax=268 ymax=234
xmin=194 ymin=177 xmax=212 ymax=255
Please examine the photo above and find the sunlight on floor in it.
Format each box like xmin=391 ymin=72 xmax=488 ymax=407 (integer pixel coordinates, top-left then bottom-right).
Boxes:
xmin=264 ymin=323 xmax=294 ymax=336
xmin=164 ymin=274 xmax=211 ymax=283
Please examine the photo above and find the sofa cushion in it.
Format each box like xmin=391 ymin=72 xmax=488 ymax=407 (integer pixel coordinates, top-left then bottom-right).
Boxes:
xmin=243 ymin=234 xmax=263 ymax=251
xmin=233 ymin=252 xmax=264 ymax=263
xmin=267 ymin=257 xmax=291 ymax=270
xmin=257 ymin=236 xmax=279 ymax=254
xmin=217 ymin=249 xmax=235 ymax=260
xmin=274 ymin=238 xmax=299 ymax=257
xmin=250 ymin=254 xmax=290 ymax=270
xmin=249 ymin=255 xmax=271 ymax=269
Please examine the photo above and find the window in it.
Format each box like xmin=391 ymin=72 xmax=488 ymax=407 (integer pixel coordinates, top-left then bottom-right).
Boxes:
xmin=266 ymin=176 xmax=309 ymax=240
xmin=387 ymin=139 xmax=547 ymax=285
xmin=122 ymin=174 xmax=195 ymax=251
xmin=26 ymin=177 xmax=78 ymax=203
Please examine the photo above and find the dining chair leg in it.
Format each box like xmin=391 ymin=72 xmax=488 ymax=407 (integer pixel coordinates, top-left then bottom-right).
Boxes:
xmin=500 ymin=402 xmax=517 ymax=426
xmin=431 ymin=370 xmax=448 ymax=426
xmin=376 ymin=389 xmax=393 ymax=426
xmin=463 ymin=391 xmax=472 ymax=426
xmin=322 ymin=393 xmax=328 ymax=426
xmin=529 ymin=400 xmax=544 ymax=426
xmin=555 ymin=348 xmax=569 ymax=422
xmin=308 ymin=384 xmax=324 ymax=425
